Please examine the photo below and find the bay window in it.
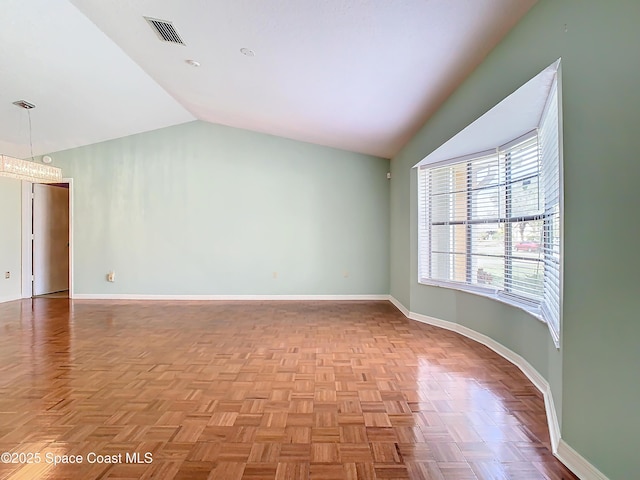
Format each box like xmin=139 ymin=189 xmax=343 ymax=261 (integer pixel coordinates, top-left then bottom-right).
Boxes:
xmin=417 ymin=75 xmax=561 ymax=344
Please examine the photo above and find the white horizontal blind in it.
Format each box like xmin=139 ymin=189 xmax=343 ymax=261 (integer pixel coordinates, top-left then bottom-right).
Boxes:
xmin=419 ymin=150 xmax=506 ymax=290
xmin=501 ymin=135 xmax=544 ymax=302
xmin=419 ymin=137 xmax=545 ymax=299
xmin=418 ymin=118 xmax=561 ymax=343
xmin=416 ymin=68 xmax=561 ymax=346
xmin=539 ymin=79 xmax=561 ymax=341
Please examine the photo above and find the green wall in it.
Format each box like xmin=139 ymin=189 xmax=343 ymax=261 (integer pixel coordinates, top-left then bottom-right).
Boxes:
xmin=5 ymin=1 xmax=637 ymax=475
xmin=0 ymin=177 xmax=22 ymax=303
xmin=390 ymin=0 xmax=640 ymax=478
xmin=52 ymin=120 xmax=389 ymax=296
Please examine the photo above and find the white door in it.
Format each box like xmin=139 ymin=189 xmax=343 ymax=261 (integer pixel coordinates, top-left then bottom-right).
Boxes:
xmin=33 ymin=184 xmax=69 ymax=295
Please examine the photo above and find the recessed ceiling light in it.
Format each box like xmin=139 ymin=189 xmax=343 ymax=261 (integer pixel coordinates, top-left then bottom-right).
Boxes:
xmin=240 ymin=48 xmax=255 ymax=57
xmin=185 ymin=59 xmax=200 ymax=67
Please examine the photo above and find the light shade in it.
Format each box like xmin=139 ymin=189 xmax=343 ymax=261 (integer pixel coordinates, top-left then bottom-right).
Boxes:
xmin=0 ymin=154 xmax=62 ymax=183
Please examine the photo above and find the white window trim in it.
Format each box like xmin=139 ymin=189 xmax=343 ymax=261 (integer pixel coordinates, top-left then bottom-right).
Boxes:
xmin=417 ymin=133 xmax=548 ymax=315
xmin=415 ymin=61 xmax=562 ymax=348
xmin=419 ymin=276 xmax=547 ymax=322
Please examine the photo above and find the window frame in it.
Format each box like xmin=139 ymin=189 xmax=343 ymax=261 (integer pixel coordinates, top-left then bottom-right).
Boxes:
xmin=417 ymin=77 xmax=562 ymax=346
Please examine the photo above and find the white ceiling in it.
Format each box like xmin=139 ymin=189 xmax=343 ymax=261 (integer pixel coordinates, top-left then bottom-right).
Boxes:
xmin=0 ymin=0 xmax=536 ymax=159
xmin=415 ymin=59 xmax=560 ymax=168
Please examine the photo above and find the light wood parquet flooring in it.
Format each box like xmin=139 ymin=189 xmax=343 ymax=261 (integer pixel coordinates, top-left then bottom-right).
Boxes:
xmin=0 ymin=299 xmax=577 ymax=479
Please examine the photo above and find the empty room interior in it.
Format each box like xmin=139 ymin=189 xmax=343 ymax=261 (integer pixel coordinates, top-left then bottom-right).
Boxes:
xmin=0 ymin=1 xmax=638 ymax=479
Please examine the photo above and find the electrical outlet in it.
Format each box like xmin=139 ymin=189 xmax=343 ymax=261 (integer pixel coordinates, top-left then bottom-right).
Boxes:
xmin=107 ymin=271 xmax=115 ymax=282
xmin=4 ymin=271 xmax=9 ymax=279
xmin=343 ymin=270 xmax=349 ymax=278
xmin=272 ymin=271 xmax=278 ymax=279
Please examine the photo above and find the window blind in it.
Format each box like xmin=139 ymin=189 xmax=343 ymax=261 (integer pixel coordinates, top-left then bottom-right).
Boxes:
xmin=418 ymin=80 xmax=562 ymax=345
xmin=539 ymin=79 xmax=561 ymax=342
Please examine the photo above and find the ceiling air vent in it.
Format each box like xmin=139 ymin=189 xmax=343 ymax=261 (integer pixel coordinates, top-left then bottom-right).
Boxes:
xmin=144 ymin=17 xmax=185 ymax=45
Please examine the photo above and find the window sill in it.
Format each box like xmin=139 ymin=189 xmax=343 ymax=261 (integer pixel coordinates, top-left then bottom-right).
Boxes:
xmin=417 ymin=278 xmax=560 ymax=348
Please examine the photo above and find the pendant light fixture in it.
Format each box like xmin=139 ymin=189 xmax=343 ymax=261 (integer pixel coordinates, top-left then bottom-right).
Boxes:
xmin=0 ymin=100 xmax=63 ymax=183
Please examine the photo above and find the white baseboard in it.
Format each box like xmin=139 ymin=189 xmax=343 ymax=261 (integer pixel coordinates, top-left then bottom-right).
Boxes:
xmin=388 ymin=295 xmax=410 ymax=317
xmin=387 ymin=296 xmax=608 ymax=480
xmin=72 ymin=293 xmax=390 ymax=301
xmin=557 ymin=440 xmax=609 ymax=480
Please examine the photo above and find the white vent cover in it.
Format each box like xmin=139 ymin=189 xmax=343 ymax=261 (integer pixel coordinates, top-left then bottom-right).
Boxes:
xmin=144 ymin=17 xmax=185 ymax=45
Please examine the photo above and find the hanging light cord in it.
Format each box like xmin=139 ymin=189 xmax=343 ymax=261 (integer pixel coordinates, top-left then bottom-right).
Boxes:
xmin=27 ymin=109 xmax=35 ymax=161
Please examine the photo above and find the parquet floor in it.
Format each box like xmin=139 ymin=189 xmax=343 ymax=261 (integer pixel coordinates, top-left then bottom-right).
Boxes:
xmin=0 ymin=299 xmax=577 ymax=480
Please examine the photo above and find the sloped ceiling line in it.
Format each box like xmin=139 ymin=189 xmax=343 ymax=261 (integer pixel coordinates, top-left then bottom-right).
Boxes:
xmin=0 ymin=0 xmax=537 ymax=159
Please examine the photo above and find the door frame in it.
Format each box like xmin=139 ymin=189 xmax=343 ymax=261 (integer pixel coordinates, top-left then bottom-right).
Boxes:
xmin=21 ymin=178 xmax=74 ymax=298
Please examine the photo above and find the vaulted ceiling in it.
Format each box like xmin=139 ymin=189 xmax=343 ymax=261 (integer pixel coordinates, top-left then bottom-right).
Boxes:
xmin=0 ymin=0 xmax=536 ymax=159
